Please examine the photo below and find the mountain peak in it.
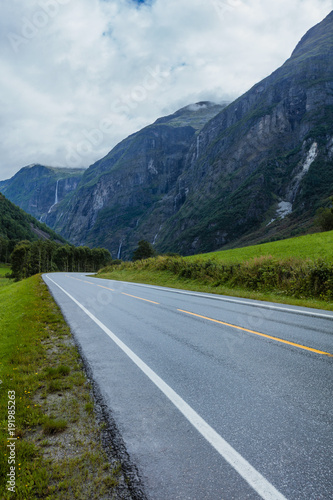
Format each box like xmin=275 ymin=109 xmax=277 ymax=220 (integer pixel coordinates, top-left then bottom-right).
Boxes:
xmin=291 ymin=10 xmax=333 ymax=59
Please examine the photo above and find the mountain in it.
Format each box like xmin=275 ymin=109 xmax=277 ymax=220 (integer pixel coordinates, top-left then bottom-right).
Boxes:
xmin=46 ymin=102 xmax=226 ymax=257
xmin=0 ymin=164 xmax=85 ymax=222
xmin=141 ymin=11 xmax=333 ymax=254
xmin=3 ymin=12 xmax=333 ymax=258
xmin=0 ymin=192 xmax=66 ymax=244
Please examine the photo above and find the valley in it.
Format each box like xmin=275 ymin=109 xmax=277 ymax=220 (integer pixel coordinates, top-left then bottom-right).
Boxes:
xmin=1 ymin=12 xmax=332 ymax=259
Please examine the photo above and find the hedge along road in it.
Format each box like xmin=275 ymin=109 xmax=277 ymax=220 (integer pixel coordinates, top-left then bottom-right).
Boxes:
xmin=43 ymin=272 xmax=333 ymax=500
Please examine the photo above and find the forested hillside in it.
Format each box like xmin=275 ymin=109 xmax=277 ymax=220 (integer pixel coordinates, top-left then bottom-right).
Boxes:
xmin=0 ymin=193 xmax=111 ymax=278
xmin=0 ymin=192 xmax=66 ymax=263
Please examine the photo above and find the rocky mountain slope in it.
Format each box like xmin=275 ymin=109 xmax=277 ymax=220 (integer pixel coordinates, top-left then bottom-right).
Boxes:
xmin=139 ymin=10 xmax=333 ymax=255
xmin=47 ymin=102 xmax=226 ymax=257
xmin=0 ymin=165 xmax=85 ymax=222
xmin=3 ymin=12 xmax=332 ymax=259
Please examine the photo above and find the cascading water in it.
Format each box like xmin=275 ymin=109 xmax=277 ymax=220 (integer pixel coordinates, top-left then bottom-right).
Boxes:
xmin=117 ymin=241 xmax=123 ymax=260
xmin=48 ymin=179 xmax=60 ymax=213
xmin=54 ymin=179 xmax=59 ymax=204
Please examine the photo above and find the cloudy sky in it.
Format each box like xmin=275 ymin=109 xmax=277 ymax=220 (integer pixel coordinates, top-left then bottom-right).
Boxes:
xmin=0 ymin=0 xmax=332 ymax=180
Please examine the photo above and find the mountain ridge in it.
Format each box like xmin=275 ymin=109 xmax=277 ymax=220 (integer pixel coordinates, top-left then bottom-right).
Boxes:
xmin=0 ymin=165 xmax=86 ymax=222
xmin=2 ymin=12 xmax=333 ymax=258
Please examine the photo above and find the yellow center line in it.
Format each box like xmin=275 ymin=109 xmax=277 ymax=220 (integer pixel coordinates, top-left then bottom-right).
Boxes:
xmin=178 ymin=309 xmax=333 ymax=357
xmin=97 ymin=285 xmax=115 ymax=291
xmin=122 ymin=292 xmax=160 ymax=305
xmin=68 ymin=276 xmax=111 ymax=289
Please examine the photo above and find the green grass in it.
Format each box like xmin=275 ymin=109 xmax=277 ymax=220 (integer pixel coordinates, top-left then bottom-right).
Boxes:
xmin=97 ymin=231 xmax=333 ymax=311
xmin=187 ymin=230 xmax=333 ymax=263
xmin=0 ymin=264 xmax=11 ymax=276
xmin=97 ymin=265 xmax=333 ymax=311
xmin=0 ymin=264 xmax=12 ymax=288
xmin=0 ymin=274 xmax=129 ymax=499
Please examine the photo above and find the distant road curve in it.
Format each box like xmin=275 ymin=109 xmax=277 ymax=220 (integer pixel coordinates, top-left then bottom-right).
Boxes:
xmin=44 ymin=273 xmax=333 ymax=500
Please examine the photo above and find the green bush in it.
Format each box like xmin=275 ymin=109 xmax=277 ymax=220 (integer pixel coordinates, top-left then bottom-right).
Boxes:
xmin=107 ymin=254 xmax=333 ymax=300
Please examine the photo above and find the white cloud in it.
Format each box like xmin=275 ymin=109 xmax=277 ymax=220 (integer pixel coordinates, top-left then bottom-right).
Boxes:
xmin=0 ymin=0 xmax=332 ymax=179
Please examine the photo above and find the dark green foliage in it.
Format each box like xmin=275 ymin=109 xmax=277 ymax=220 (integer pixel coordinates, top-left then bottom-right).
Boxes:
xmin=119 ymin=254 xmax=333 ymax=301
xmin=10 ymin=240 xmax=112 ymax=280
xmin=0 ymin=192 xmax=66 ymax=245
xmin=0 ymin=236 xmax=16 ymax=263
xmin=132 ymin=240 xmax=156 ymax=261
xmin=10 ymin=240 xmax=32 ymax=280
xmin=316 ymin=198 xmax=333 ymax=231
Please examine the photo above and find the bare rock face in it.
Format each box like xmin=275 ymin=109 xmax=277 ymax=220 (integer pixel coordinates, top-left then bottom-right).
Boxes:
xmin=3 ymin=13 xmax=333 ymax=258
xmin=51 ymin=12 xmax=333 ymax=256
xmin=149 ymin=11 xmax=333 ymax=254
xmin=49 ymin=102 xmax=226 ymax=258
xmin=0 ymin=165 xmax=85 ymax=222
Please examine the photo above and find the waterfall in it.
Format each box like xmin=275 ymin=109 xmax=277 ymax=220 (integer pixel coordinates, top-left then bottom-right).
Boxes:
xmin=117 ymin=241 xmax=123 ymax=260
xmin=54 ymin=179 xmax=59 ymax=204
xmin=48 ymin=179 xmax=60 ymax=213
xmin=153 ymin=225 xmax=162 ymax=246
xmin=196 ymin=135 xmax=200 ymax=158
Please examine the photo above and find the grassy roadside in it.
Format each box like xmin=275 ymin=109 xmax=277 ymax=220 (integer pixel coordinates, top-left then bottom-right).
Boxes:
xmin=97 ymin=266 xmax=333 ymax=311
xmin=97 ymin=231 xmax=333 ymax=311
xmin=97 ymin=260 xmax=333 ymax=312
xmin=0 ymin=270 xmax=132 ymax=499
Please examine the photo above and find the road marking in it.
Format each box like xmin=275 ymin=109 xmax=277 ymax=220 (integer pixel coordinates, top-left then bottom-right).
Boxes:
xmin=67 ymin=276 xmax=115 ymax=291
xmin=178 ymin=309 xmax=333 ymax=357
xmin=126 ymin=282 xmax=333 ymax=320
xmin=67 ymin=276 xmax=93 ymax=284
xmin=97 ymin=285 xmax=115 ymax=291
xmin=121 ymin=292 xmax=159 ymax=305
xmin=45 ymin=275 xmax=287 ymax=500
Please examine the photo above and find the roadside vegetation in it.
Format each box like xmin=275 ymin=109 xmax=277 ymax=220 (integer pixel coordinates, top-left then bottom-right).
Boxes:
xmin=98 ymin=231 xmax=333 ymax=311
xmin=0 ymin=269 xmax=132 ymax=499
xmin=9 ymin=240 xmax=111 ymax=281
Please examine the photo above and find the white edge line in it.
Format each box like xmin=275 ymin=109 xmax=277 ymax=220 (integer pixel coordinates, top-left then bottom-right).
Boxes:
xmin=45 ymin=274 xmax=287 ymax=500
xmin=108 ymin=280 xmax=333 ymax=321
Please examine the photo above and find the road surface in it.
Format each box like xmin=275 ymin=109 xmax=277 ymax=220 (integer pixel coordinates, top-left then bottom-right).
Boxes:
xmin=43 ymin=272 xmax=333 ymax=500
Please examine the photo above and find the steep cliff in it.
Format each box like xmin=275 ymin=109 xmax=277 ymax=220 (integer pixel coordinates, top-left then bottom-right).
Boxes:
xmin=3 ymin=13 xmax=332 ymax=258
xmin=0 ymin=165 xmax=85 ymax=222
xmin=149 ymin=11 xmax=333 ymax=254
xmin=49 ymin=102 xmax=226 ymax=257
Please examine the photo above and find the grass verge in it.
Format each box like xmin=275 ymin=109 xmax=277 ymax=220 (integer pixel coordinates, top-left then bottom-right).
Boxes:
xmin=97 ymin=257 xmax=333 ymax=312
xmin=0 ymin=272 xmax=132 ymax=499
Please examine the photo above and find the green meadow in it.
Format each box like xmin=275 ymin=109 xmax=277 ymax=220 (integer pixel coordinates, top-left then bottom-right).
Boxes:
xmin=98 ymin=231 xmax=333 ymax=310
xmin=187 ymin=230 xmax=333 ymax=263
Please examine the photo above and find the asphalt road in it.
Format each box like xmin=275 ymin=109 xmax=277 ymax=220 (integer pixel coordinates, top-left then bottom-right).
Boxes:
xmin=43 ymin=272 xmax=333 ymax=500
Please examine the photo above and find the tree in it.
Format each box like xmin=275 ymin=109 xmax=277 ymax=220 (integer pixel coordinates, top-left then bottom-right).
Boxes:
xmin=10 ymin=241 xmax=31 ymax=280
xmin=0 ymin=236 xmax=10 ymax=263
xmin=54 ymin=245 xmax=71 ymax=272
xmin=132 ymin=240 xmax=155 ymax=261
xmin=91 ymin=248 xmax=112 ymax=271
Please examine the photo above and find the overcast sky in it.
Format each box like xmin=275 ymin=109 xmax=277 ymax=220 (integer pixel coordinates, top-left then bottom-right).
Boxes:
xmin=0 ymin=0 xmax=332 ymax=181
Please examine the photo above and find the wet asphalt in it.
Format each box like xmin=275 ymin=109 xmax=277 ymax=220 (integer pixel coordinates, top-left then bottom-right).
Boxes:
xmin=43 ymin=273 xmax=333 ymax=500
